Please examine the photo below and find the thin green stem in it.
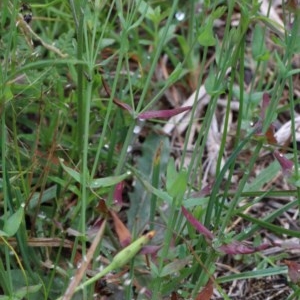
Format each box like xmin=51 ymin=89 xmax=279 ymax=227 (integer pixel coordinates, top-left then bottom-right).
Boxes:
xmin=149 ymin=142 xmax=162 ymax=230
xmin=286 ymin=15 xmax=300 ymax=213
xmin=70 ymin=0 xmax=87 ymax=156
xmin=135 ymin=0 xmax=180 ymax=113
xmin=151 ymin=207 xmax=178 ymax=298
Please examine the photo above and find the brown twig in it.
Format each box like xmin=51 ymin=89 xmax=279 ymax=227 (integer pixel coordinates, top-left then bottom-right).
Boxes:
xmin=62 ymin=218 xmax=107 ymax=300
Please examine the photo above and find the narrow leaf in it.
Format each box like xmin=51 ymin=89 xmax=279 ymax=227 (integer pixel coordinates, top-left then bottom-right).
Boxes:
xmin=113 ymin=98 xmax=133 ymax=113
xmin=90 ymin=172 xmax=131 ymax=189
xmin=273 ymin=150 xmax=294 ymax=176
xmin=168 ymin=169 xmax=187 ymax=204
xmin=219 ymin=241 xmax=270 ymax=255
xmin=252 ymin=24 xmax=269 ymax=61
xmin=166 ymin=158 xmax=177 ymax=192
xmin=113 ymin=181 xmax=124 ymax=206
xmin=261 ymin=93 xmax=270 ymax=118
xmin=181 ymin=206 xmax=214 ymax=240
xmin=138 ymin=106 xmax=191 ymax=120
xmin=59 ymin=159 xmax=82 ymax=183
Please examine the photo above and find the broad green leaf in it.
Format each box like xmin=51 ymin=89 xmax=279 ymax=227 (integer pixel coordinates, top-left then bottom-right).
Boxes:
xmin=167 ymin=63 xmax=188 ymax=85
xmin=244 ymin=161 xmax=280 ymax=192
xmin=274 ymin=50 xmax=287 ymax=77
xmin=160 ymin=257 xmax=191 ymax=277
xmin=3 ymin=85 xmax=13 ymax=103
xmin=128 ymin=135 xmax=170 ymax=231
xmin=0 ymin=230 xmax=8 ymax=237
xmin=137 ymin=0 xmax=154 ymax=21
xmin=205 ymin=66 xmax=226 ymax=96
xmin=198 ymin=19 xmax=216 ymax=46
xmin=148 ymin=6 xmax=162 ymax=24
xmin=99 ymin=38 xmax=115 ymax=48
xmin=177 ymin=35 xmax=189 ymax=57
xmin=2 ymin=205 xmax=24 ymax=237
xmin=28 ymin=185 xmax=57 ymax=210
xmin=0 ymin=283 xmax=43 ymax=299
xmin=158 ymin=24 xmax=176 ymax=46
xmin=212 ymin=6 xmax=227 ymax=19
xmin=197 ymin=6 xmax=225 ymax=47
xmin=15 ymin=284 xmax=42 ymax=298
xmin=252 ymin=24 xmax=269 ymax=61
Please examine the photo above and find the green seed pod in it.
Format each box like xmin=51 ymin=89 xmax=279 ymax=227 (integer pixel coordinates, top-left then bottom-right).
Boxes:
xmin=70 ymin=231 xmax=155 ymax=297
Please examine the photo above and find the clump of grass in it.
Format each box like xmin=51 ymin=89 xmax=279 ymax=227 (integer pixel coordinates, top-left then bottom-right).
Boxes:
xmin=1 ymin=0 xmax=300 ymax=299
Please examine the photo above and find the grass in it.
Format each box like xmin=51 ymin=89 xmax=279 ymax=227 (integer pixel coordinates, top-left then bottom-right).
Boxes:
xmin=1 ymin=0 xmax=300 ymax=299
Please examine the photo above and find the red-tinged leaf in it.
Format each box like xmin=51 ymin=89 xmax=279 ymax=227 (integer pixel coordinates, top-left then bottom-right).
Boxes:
xmin=102 ymin=76 xmax=132 ymax=113
xmin=144 ymin=289 xmax=152 ymax=299
xmin=200 ymin=182 xmax=213 ymax=196
xmin=138 ymin=106 xmax=192 ymax=120
xmin=219 ymin=241 xmax=270 ymax=255
xmin=113 ymin=182 xmax=124 ymax=207
xmin=182 ymin=206 xmax=271 ymax=256
xmin=113 ymin=98 xmax=133 ymax=113
xmin=253 ymin=93 xmax=278 ymax=144
xmin=191 ymin=182 xmax=214 ymax=198
xmin=261 ymin=92 xmax=270 ymax=119
xmin=273 ymin=150 xmax=294 ymax=176
xmin=140 ymin=245 xmax=161 ymax=255
xmin=195 ymin=279 xmax=213 ymax=300
xmin=181 ymin=206 xmax=214 ymax=240
xmin=284 ymin=260 xmax=300 ymax=285
xmin=110 ymin=210 xmax=132 ymax=247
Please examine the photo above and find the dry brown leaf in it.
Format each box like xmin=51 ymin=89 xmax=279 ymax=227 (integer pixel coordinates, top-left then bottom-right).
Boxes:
xmin=110 ymin=210 xmax=132 ymax=247
xmin=284 ymin=260 xmax=300 ymax=285
xmin=195 ymin=279 xmax=213 ymax=300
